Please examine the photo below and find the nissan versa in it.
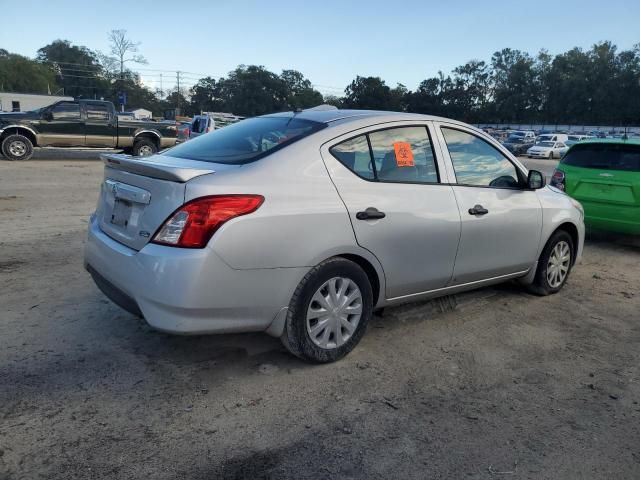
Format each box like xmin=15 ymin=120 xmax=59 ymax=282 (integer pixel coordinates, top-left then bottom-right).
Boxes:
xmin=85 ymin=109 xmax=585 ymax=363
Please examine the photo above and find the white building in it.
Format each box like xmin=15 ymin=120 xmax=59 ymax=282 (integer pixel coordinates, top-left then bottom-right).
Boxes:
xmin=0 ymin=92 xmax=73 ymax=112
xmin=130 ymin=108 xmax=152 ymax=120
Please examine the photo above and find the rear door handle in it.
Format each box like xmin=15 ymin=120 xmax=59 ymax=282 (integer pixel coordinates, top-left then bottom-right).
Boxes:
xmin=356 ymin=207 xmax=386 ymax=220
xmin=468 ymin=204 xmax=489 ymax=216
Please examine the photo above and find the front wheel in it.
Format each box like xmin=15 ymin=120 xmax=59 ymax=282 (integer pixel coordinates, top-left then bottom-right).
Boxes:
xmin=281 ymin=258 xmax=373 ymax=363
xmin=528 ymin=230 xmax=574 ymax=296
xmin=1 ymin=134 xmax=34 ymax=161
xmin=548 ymin=152 xmax=554 ymax=160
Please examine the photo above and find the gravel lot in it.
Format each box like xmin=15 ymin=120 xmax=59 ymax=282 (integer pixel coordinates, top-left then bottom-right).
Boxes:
xmin=1 ymin=155 xmax=639 ymax=479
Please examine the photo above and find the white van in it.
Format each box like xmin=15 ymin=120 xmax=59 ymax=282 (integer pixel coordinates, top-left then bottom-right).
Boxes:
xmin=536 ymin=133 xmax=569 ymax=144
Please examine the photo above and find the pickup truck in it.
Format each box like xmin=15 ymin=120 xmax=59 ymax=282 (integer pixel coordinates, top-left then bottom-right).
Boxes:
xmin=0 ymin=99 xmax=178 ymax=160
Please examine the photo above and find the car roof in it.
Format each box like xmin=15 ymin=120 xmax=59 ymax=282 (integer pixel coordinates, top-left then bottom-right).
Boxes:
xmin=576 ymin=137 xmax=640 ymax=146
xmin=262 ymin=109 xmax=466 ymax=127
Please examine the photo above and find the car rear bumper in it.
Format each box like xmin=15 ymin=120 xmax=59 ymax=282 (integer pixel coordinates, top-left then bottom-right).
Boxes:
xmin=582 ymin=202 xmax=640 ymax=234
xmin=84 ymin=215 xmax=306 ymax=335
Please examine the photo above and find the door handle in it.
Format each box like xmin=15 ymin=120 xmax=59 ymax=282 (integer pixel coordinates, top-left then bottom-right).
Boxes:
xmin=356 ymin=207 xmax=386 ymax=220
xmin=468 ymin=204 xmax=489 ymax=216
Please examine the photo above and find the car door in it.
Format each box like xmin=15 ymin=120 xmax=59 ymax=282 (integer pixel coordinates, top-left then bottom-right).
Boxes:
xmin=84 ymin=102 xmax=116 ymax=147
xmin=321 ymin=123 xmax=461 ymax=299
xmin=434 ymin=123 xmax=542 ymax=284
xmin=39 ymin=101 xmax=85 ymax=146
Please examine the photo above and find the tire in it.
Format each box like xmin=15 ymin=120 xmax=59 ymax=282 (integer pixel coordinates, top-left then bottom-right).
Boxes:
xmin=527 ymin=230 xmax=574 ymax=296
xmin=281 ymin=257 xmax=373 ymax=363
xmin=1 ymin=134 xmax=34 ymax=161
xmin=548 ymin=152 xmax=554 ymax=160
xmin=132 ymin=138 xmax=158 ymax=157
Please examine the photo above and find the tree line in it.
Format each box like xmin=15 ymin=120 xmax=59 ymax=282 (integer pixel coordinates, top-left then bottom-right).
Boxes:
xmin=1 ymin=35 xmax=639 ymax=125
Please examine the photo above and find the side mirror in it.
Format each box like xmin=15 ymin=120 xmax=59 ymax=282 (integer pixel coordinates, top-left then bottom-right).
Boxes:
xmin=527 ymin=170 xmax=545 ymax=189
xmin=43 ymin=111 xmax=53 ymax=121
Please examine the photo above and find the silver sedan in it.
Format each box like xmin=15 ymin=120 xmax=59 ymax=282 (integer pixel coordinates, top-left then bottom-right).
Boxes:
xmin=85 ymin=109 xmax=585 ymax=363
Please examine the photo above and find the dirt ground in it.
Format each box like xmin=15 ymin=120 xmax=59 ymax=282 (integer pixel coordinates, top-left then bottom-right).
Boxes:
xmin=1 ymin=157 xmax=639 ymax=480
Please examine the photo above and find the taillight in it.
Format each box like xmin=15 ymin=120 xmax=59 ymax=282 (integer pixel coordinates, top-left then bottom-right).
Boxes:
xmin=152 ymin=195 xmax=264 ymax=248
xmin=550 ymin=169 xmax=565 ymax=191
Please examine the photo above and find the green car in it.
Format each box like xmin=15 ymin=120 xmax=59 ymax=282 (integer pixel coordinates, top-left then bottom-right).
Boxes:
xmin=550 ymin=138 xmax=640 ymax=234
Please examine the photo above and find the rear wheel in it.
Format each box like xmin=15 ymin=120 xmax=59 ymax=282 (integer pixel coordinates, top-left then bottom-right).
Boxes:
xmin=1 ymin=134 xmax=34 ymax=161
xmin=281 ymin=257 xmax=373 ymax=363
xmin=528 ymin=230 xmax=574 ymax=296
xmin=132 ymin=138 xmax=158 ymax=157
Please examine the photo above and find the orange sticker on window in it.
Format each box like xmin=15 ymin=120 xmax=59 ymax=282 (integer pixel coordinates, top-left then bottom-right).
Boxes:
xmin=393 ymin=142 xmax=414 ymax=167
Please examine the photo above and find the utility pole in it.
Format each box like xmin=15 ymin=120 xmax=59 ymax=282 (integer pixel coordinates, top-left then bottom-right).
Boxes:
xmin=176 ymin=71 xmax=181 ymax=116
xmin=159 ymin=73 xmax=163 ymax=99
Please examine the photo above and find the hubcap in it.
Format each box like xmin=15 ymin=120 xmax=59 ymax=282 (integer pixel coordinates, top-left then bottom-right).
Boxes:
xmin=138 ymin=145 xmax=153 ymax=156
xmin=547 ymin=240 xmax=571 ymax=288
xmin=306 ymin=277 xmax=363 ymax=349
xmin=8 ymin=140 xmax=27 ymax=157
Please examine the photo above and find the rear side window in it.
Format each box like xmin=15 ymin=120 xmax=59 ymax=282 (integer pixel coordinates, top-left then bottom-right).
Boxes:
xmin=86 ymin=103 xmax=110 ymax=120
xmin=164 ymin=116 xmax=325 ymax=164
xmin=562 ymin=143 xmax=640 ymax=172
xmin=330 ymin=135 xmax=375 ymax=180
xmin=330 ymin=126 xmax=439 ymax=184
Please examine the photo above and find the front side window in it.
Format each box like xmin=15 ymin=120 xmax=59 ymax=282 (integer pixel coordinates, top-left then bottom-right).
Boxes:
xmin=86 ymin=103 xmax=110 ymax=121
xmin=441 ymin=127 xmax=520 ymax=188
xmin=51 ymin=102 xmax=80 ymax=120
xmin=330 ymin=126 xmax=439 ymax=184
xmin=164 ymin=116 xmax=325 ymax=164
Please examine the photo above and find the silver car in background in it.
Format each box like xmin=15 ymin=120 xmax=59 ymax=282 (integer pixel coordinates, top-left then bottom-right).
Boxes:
xmin=85 ymin=109 xmax=585 ymax=363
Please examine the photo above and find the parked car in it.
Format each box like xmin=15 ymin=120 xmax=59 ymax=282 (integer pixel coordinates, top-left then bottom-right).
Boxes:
xmin=527 ymin=141 xmax=568 ymax=159
xmin=508 ymin=130 xmax=536 ymax=141
xmin=550 ymin=138 xmax=640 ymax=234
xmin=0 ymin=100 xmax=178 ymax=160
xmin=85 ymin=110 xmax=584 ymax=363
xmin=502 ymin=135 xmax=535 ymax=156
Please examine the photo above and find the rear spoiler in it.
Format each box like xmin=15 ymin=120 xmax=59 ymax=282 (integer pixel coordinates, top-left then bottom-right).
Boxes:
xmin=101 ymin=154 xmax=215 ymax=182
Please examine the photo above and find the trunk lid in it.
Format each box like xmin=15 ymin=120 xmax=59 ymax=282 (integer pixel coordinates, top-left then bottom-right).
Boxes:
xmin=96 ymin=154 xmax=225 ymax=250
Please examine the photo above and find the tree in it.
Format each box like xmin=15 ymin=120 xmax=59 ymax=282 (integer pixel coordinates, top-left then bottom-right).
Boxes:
xmin=107 ymin=29 xmax=147 ymax=78
xmin=343 ymin=76 xmax=395 ymax=110
xmin=189 ymin=76 xmax=224 ymax=114
xmin=216 ymin=65 xmax=289 ymax=116
xmin=280 ymin=69 xmax=323 ymax=110
xmin=36 ymin=40 xmax=108 ymax=98
xmin=0 ymin=51 xmax=57 ymax=94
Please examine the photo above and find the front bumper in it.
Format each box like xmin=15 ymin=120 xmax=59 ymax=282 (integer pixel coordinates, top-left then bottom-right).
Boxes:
xmin=528 ymin=151 xmax=552 ymax=158
xmin=84 ymin=215 xmax=306 ymax=335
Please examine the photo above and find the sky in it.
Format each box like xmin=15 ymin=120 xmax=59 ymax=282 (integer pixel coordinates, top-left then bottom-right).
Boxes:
xmin=1 ymin=0 xmax=639 ymax=96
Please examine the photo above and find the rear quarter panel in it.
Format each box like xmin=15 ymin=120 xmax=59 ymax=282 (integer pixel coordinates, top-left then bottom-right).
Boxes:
xmin=183 ymin=139 xmax=384 ymax=274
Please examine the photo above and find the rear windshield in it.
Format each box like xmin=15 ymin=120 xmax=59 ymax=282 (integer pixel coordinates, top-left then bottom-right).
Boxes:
xmin=562 ymin=143 xmax=640 ymax=172
xmin=163 ymin=116 xmax=325 ymax=164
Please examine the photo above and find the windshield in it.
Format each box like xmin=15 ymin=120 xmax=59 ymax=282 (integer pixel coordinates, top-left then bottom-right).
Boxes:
xmin=163 ymin=116 xmax=325 ymax=164
xmin=568 ymin=135 xmax=579 ymax=141
xmin=562 ymin=143 xmax=640 ymax=172
xmin=506 ymin=136 xmax=524 ymax=143
xmin=539 ymin=141 xmax=555 ymax=147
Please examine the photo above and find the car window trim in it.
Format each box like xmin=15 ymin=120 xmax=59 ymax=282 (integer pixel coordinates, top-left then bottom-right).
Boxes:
xmin=438 ymin=124 xmax=528 ymax=190
xmin=328 ymin=124 xmax=442 ymax=185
